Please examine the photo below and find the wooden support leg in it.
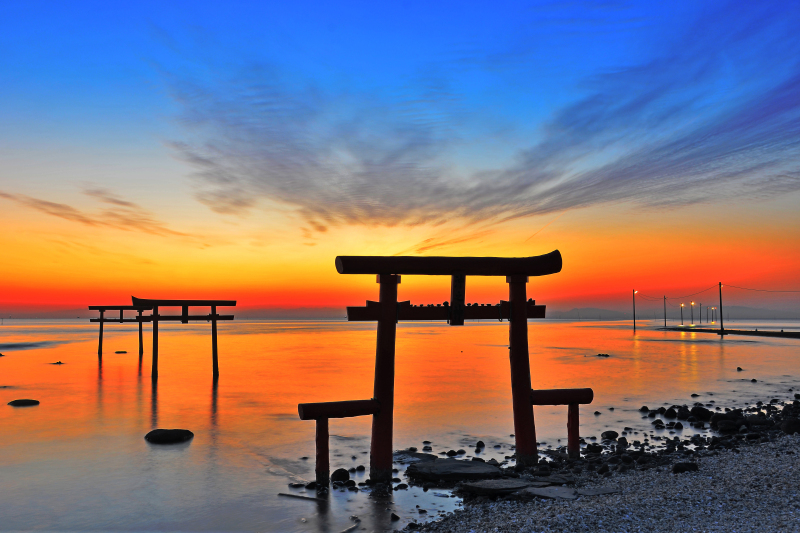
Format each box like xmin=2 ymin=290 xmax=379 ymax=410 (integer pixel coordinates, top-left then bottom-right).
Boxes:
xmin=316 ymin=418 xmax=330 ymax=485
xmin=211 ymin=305 xmax=219 ymax=378
xmin=138 ymin=310 xmax=144 ymax=357
xmin=98 ymin=310 xmax=104 ymax=357
xmin=370 ymin=274 xmax=399 ymax=483
xmin=151 ymin=306 xmax=159 ymax=381
xmin=567 ymin=403 xmax=580 ymax=459
xmin=507 ymin=275 xmax=537 ymax=467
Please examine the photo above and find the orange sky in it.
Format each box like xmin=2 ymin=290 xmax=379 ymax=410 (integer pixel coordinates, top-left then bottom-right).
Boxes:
xmin=2 ymin=188 xmax=798 ymax=315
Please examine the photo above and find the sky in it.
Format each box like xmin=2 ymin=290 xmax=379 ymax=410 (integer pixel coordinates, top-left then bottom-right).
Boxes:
xmin=1 ymin=0 xmax=799 ymax=316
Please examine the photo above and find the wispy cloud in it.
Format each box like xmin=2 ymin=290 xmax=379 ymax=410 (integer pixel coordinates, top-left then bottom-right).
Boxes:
xmin=0 ymin=189 xmax=189 ymax=238
xmin=170 ymin=2 xmax=800 ymax=231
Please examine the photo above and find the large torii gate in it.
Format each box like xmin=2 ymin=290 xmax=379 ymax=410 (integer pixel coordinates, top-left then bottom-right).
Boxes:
xmin=299 ymin=251 xmax=597 ymax=484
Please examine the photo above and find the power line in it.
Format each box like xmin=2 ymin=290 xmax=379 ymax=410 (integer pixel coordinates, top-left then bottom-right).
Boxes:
xmin=725 ymin=284 xmax=800 ymax=293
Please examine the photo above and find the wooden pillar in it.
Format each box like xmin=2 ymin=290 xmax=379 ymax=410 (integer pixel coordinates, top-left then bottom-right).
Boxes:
xmin=316 ymin=418 xmax=330 ymax=485
xmin=567 ymin=403 xmax=580 ymax=459
xmin=97 ymin=310 xmax=104 ymax=356
xmin=151 ymin=306 xmax=159 ymax=381
xmin=138 ymin=310 xmax=144 ymax=357
xmin=370 ymin=274 xmax=400 ymax=482
xmin=211 ymin=305 xmax=219 ymax=378
xmin=507 ymin=275 xmax=537 ymax=467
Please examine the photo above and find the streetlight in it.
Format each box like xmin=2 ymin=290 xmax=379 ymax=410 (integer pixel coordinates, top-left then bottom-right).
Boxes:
xmin=680 ymin=303 xmax=684 ymax=325
xmin=633 ymin=290 xmax=638 ymax=332
xmin=690 ymin=301 xmax=694 ymax=325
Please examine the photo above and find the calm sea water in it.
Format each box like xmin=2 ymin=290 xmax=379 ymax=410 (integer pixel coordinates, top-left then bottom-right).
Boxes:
xmin=1 ymin=318 xmax=798 ymax=531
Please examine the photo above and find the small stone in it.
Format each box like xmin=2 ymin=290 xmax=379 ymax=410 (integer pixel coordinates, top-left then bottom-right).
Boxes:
xmin=737 ymin=367 xmax=743 ymax=371
xmin=7 ymin=399 xmax=40 ymax=407
xmin=288 ymin=482 xmax=305 ymax=488
xmin=390 ymin=512 xmax=400 ymax=521
xmin=594 ymin=411 xmax=601 ymax=415
xmin=144 ymin=429 xmax=193 ymax=444
xmin=446 ymin=449 xmax=458 ymax=456
xmin=115 ymin=350 xmax=127 ymax=354
xmin=304 ymin=481 xmax=317 ymax=489
xmin=356 ymin=465 xmax=365 ymax=471
xmin=601 ymin=430 xmax=619 ymax=440
xmin=639 ymin=406 xmax=649 ymax=412
xmin=476 ymin=440 xmax=485 ymax=448
xmin=330 ymin=468 xmax=349 ymax=482
xmin=674 ymin=422 xmax=684 ymax=430
xmin=751 ymin=379 xmax=757 ymax=383
xmin=672 ymin=462 xmax=699 ymax=474
xmin=664 ymin=407 xmax=678 ymax=418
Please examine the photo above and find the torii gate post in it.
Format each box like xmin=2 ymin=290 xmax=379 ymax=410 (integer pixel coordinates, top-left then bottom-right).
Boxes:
xmin=371 ymin=274 xmax=400 ymax=480
xmin=508 ymin=275 xmax=537 ymax=465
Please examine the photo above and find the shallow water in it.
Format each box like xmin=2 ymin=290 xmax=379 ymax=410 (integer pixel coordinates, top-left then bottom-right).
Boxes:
xmin=1 ymin=318 xmax=798 ymax=531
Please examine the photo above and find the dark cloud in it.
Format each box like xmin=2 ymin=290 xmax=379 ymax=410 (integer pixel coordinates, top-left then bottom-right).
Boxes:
xmin=171 ymin=2 xmax=800 ymax=230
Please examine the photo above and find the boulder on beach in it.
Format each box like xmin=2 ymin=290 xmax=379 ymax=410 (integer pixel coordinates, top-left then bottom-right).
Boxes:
xmin=781 ymin=418 xmax=800 ymax=435
xmin=330 ymin=468 xmax=349 ymax=482
xmin=144 ymin=429 xmax=194 ymax=444
xmin=691 ymin=405 xmax=713 ymax=421
xmin=600 ymin=430 xmax=618 ymax=440
xmin=406 ymin=458 xmax=502 ymax=482
xmin=8 ymin=399 xmax=40 ymax=407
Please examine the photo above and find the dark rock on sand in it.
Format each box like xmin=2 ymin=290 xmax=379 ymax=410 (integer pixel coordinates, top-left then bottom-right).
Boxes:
xmin=8 ymin=399 xmax=40 ymax=407
xmin=781 ymin=418 xmax=800 ymax=435
xmin=691 ymin=405 xmax=713 ymax=421
xmin=330 ymin=468 xmax=349 ymax=482
xmin=639 ymin=406 xmax=649 ymax=412
xmin=406 ymin=458 xmax=502 ymax=482
xmin=115 ymin=351 xmax=127 ymax=354
xmin=144 ymin=429 xmax=194 ymax=444
xmin=601 ymin=430 xmax=619 ymax=440
xmin=664 ymin=407 xmax=678 ymax=418
xmin=672 ymin=462 xmax=699 ymax=474
xmin=677 ymin=407 xmax=691 ymax=420
xmin=391 ymin=512 xmax=401 ymax=521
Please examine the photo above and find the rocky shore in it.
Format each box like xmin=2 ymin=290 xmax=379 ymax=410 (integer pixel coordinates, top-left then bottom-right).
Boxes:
xmin=400 ymin=394 xmax=800 ymax=532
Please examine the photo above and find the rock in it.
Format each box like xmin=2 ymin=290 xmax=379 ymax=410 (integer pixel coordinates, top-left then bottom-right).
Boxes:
xmin=288 ymin=482 xmax=305 ymax=488
xmin=486 ymin=458 xmax=500 ymax=466
xmin=795 ymin=393 xmax=800 ymax=400
xmin=691 ymin=406 xmax=713 ymax=421
xmin=446 ymin=449 xmax=458 ymax=456
xmin=577 ymin=487 xmax=621 ymax=496
xmin=392 ymin=451 xmax=438 ymax=464
xmin=597 ymin=464 xmax=609 ymax=474
xmin=691 ymin=393 xmax=699 ymax=397
xmin=780 ymin=418 xmax=800 ymax=435
xmin=115 ymin=350 xmax=127 ymax=354
xmin=594 ymin=411 xmax=601 ymax=415
xmin=390 ymin=512 xmax=400 ymax=521
xmin=639 ymin=406 xmax=649 ymax=412
xmin=716 ymin=420 xmax=739 ymax=433
xmin=601 ymin=430 xmax=619 ymax=440
xmin=476 ymin=440 xmax=485 ymax=448
xmin=471 ymin=457 xmax=485 ymax=462
xmin=585 ymin=443 xmax=603 ymax=454
xmin=672 ymin=462 xmax=699 ymax=474
xmin=459 ymin=479 xmax=533 ymax=495
xmin=330 ymin=468 xmax=350 ymax=482
xmin=664 ymin=407 xmax=678 ymax=418
xmin=596 ymin=353 xmax=610 ymax=357
xmin=51 ymin=361 xmax=64 ymax=365
xmin=617 ymin=437 xmax=628 ymax=447
xmin=144 ymin=429 xmax=194 ymax=444
xmin=304 ymin=481 xmax=317 ymax=489
xmin=521 ymin=486 xmax=578 ymax=500
xmin=422 ymin=445 xmax=432 ymax=451
xmin=406 ymin=458 xmax=502 ymax=482
xmin=674 ymin=422 xmax=684 ymax=430
xmin=356 ymin=464 xmax=365 ymax=471
xmin=7 ymin=399 xmax=39 ymax=407
xmin=751 ymin=379 xmax=757 ymax=383
xmin=456 ymin=449 xmax=466 ymax=455
xmin=677 ymin=407 xmax=691 ymax=420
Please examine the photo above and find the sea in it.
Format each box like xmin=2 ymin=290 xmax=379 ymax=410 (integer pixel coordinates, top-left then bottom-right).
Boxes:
xmin=1 ymin=318 xmax=798 ymax=531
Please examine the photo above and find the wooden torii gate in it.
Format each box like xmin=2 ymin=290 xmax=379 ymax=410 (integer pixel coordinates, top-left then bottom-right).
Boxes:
xmin=298 ymin=251 xmax=594 ymax=484
xmin=88 ymin=305 xmax=152 ymax=357
xmin=131 ymin=297 xmax=236 ymax=380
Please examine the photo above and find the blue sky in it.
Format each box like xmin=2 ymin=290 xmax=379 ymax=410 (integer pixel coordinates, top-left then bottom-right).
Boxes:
xmin=2 ymin=0 xmax=799 ymax=227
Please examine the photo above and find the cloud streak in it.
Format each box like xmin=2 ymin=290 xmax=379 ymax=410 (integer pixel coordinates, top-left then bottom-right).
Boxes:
xmin=0 ymin=189 xmax=189 ymax=237
xmin=170 ymin=2 xmax=800 ymax=231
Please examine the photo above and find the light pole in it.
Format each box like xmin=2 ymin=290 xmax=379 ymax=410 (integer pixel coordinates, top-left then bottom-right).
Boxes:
xmin=718 ymin=282 xmax=725 ymax=332
xmin=680 ymin=303 xmax=684 ymax=325
xmin=690 ymin=301 xmax=694 ymax=325
xmin=633 ymin=289 xmax=638 ymax=331
xmin=699 ymin=303 xmax=702 ymax=324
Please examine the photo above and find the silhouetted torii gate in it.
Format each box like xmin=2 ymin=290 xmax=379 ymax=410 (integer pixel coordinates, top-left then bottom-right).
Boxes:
xmin=89 ymin=305 xmax=152 ymax=357
xmin=299 ymin=251 xmax=594 ymax=484
xmin=131 ymin=297 xmax=236 ymax=380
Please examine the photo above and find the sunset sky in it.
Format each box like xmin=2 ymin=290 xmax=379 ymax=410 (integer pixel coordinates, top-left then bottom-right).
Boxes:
xmin=2 ymin=0 xmax=799 ymax=316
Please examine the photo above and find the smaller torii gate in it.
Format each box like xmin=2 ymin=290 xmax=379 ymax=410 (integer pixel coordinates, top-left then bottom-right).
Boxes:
xmin=88 ymin=305 xmax=152 ymax=357
xmin=131 ymin=297 xmax=236 ymax=380
xmin=298 ymin=251 xmax=595 ymax=484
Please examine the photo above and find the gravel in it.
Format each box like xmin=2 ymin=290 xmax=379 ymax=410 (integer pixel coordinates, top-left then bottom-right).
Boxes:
xmin=409 ymin=434 xmax=800 ymax=532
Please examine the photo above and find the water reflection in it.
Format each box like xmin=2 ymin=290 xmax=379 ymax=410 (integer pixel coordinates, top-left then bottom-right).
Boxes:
xmin=150 ymin=379 xmax=158 ymax=428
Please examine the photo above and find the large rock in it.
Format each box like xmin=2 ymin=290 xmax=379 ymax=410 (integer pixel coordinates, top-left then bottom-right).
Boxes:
xmin=392 ymin=450 xmax=438 ymax=465
xmin=459 ymin=479 xmax=533 ymax=495
xmin=144 ymin=429 xmax=194 ymax=444
xmin=690 ymin=406 xmax=713 ymax=421
xmin=781 ymin=418 xmax=800 ymax=435
xmin=330 ymin=468 xmax=350 ymax=482
xmin=406 ymin=458 xmax=502 ymax=482
xmin=8 ymin=399 xmax=39 ymax=407
xmin=600 ymin=430 xmax=619 ymax=440
xmin=520 ymin=486 xmax=578 ymax=500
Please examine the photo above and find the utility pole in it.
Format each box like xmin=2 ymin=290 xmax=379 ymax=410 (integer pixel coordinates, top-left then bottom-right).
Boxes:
xmin=680 ymin=303 xmax=684 ymax=325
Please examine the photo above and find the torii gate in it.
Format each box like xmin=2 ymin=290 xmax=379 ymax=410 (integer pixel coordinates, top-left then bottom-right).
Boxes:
xmin=298 ymin=251 xmax=594 ymax=484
